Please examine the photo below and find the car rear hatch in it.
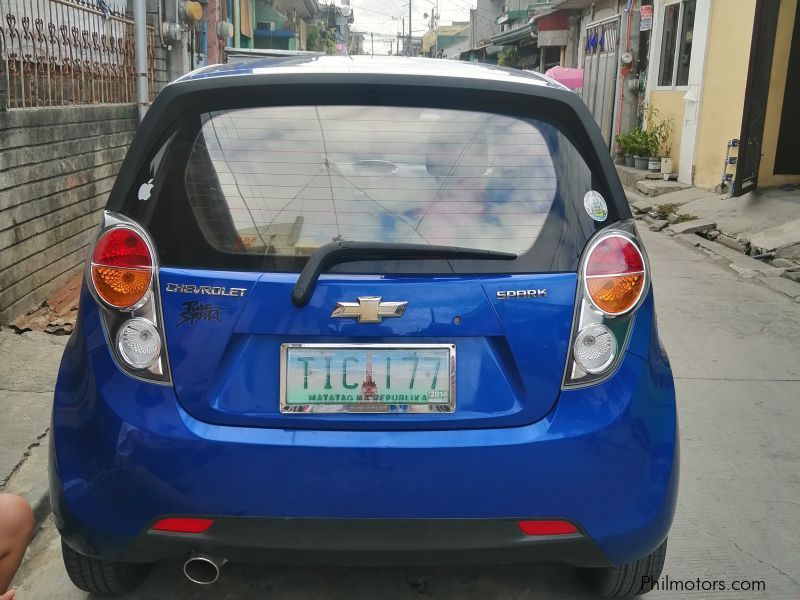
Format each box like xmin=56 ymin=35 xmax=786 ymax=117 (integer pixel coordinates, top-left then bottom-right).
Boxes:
xmin=115 ymin=78 xmax=626 ymax=431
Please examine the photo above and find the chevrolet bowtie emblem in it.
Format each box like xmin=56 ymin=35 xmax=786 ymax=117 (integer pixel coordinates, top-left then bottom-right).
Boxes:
xmin=331 ymin=296 xmax=408 ymax=323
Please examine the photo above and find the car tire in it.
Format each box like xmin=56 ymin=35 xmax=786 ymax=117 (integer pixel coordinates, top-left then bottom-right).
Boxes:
xmin=578 ymin=539 xmax=668 ymax=598
xmin=61 ymin=539 xmax=152 ymax=596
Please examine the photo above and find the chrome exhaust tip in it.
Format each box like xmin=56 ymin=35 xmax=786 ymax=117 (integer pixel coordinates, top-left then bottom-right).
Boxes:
xmin=183 ymin=553 xmax=226 ymax=585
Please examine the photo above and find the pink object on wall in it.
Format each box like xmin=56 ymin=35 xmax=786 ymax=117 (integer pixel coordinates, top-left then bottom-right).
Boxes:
xmin=544 ymin=66 xmax=584 ymax=90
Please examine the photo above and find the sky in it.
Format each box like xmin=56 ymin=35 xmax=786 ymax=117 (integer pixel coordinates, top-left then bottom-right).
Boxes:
xmin=339 ymin=0 xmax=477 ymax=55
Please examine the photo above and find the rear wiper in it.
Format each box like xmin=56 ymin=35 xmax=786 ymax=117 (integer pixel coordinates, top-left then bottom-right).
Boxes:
xmin=291 ymin=241 xmax=516 ymax=307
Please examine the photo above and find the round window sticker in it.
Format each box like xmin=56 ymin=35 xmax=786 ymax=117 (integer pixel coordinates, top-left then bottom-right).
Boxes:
xmin=584 ymin=191 xmax=608 ymax=222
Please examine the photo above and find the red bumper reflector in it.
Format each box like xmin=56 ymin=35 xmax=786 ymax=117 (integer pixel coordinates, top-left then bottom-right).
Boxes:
xmin=151 ymin=518 xmax=214 ymax=534
xmin=517 ymin=520 xmax=578 ymax=536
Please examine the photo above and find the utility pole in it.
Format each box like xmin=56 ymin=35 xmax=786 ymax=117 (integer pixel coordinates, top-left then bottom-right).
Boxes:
xmin=408 ymin=1 xmax=412 ymax=56
xmin=402 ymin=18 xmax=405 ymax=55
xmin=434 ymin=3 xmax=438 ymax=59
xmin=371 ymin=32 xmax=374 ymax=56
xmin=133 ymin=0 xmax=148 ymax=121
xmin=428 ymin=5 xmax=438 ymax=58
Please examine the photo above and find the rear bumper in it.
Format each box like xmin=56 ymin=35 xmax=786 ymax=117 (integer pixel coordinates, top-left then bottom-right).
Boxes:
xmin=51 ymin=301 xmax=678 ymax=568
xmin=115 ymin=518 xmax=610 ymax=567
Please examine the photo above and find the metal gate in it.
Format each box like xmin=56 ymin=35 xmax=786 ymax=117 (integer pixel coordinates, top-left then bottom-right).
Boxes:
xmin=0 ymin=0 xmax=156 ymax=109
xmin=581 ymin=15 xmax=621 ymax=147
xmin=733 ymin=0 xmax=780 ymax=196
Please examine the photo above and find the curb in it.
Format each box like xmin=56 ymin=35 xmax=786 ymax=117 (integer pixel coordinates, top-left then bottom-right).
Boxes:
xmin=672 ymin=233 xmax=800 ymax=301
xmin=626 ymin=185 xmax=800 ymax=302
xmin=2 ymin=431 xmax=51 ymax=532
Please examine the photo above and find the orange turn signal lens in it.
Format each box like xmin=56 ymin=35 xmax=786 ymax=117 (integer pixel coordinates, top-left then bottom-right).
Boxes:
xmin=586 ymin=273 xmax=645 ymax=315
xmin=90 ymin=227 xmax=153 ymax=309
xmin=91 ymin=265 xmax=151 ymax=308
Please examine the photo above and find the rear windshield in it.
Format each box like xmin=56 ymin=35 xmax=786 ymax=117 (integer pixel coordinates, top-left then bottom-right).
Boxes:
xmin=126 ymin=104 xmax=611 ymax=273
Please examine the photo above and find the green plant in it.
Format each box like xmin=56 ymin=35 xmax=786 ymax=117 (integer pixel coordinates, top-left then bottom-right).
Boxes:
xmin=641 ymin=127 xmax=662 ymax=158
xmin=641 ymin=103 xmax=674 ymax=157
xmin=307 ymin=20 xmax=337 ymax=54
xmin=653 ymin=203 xmax=681 ymax=218
xmin=625 ymin=128 xmax=648 ymax=156
xmin=498 ymin=47 xmax=520 ymax=67
xmin=650 ymin=202 xmax=697 ymax=223
xmin=616 ymin=132 xmax=634 ymax=155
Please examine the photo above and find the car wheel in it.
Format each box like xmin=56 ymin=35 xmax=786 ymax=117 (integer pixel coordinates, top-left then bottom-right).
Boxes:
xmin=578 ymin=539 xmax=668 ymax=598
xmin=61 ymin=539 xmax=152 ymax=596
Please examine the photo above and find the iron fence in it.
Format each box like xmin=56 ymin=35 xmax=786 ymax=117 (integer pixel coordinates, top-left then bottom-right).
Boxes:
xmin=0 ymin=0 xmax=156 ymax=109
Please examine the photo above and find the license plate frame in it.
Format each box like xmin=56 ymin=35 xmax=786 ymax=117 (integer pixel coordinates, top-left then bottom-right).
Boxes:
xmin=279 ymin=343 xmax=456 ymax=414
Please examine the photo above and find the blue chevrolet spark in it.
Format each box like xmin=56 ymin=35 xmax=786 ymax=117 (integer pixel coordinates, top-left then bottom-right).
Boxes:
xmin=50 ymin=57 xmax=678 ymax=597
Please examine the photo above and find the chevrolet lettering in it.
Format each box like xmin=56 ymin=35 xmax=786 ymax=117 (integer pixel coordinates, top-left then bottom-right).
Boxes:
xmin=165 ymin=283 xmax=247 ymax=297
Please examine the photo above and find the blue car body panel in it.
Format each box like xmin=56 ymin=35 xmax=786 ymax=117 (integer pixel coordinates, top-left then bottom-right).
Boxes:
xmin=160 ymin=269 xmax=577 ymax=430
xmin=51 ymin=283 xmax=677 ymax=567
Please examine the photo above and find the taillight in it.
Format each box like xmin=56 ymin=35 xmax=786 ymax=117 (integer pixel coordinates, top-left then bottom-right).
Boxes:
xmin=517 ymin=520 xmax=579 ymax=536
xmin=563 ymin=224 xmax=649 ymax=387
xmin=87 ymin=213 xmax=170 ymax=383
xmin=151 ymin=518 xmax=215 ymax=534
xmin=91 ymin=228 xmax=153 ymax=309
xmin=584 ymin=234 xmax=646 ymax=316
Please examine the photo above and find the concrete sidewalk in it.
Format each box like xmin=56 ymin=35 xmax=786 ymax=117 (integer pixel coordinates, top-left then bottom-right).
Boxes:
xmin=625 ymin=178 xmax=800 ymax=286
xmin=0 ymin=329 xmax=66 ymax=517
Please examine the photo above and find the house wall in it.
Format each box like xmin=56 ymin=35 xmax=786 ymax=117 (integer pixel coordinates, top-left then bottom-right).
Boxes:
xmin=575 ymin=0 xmax=618 ymax=69
xmin=645 ymin=0 xmax=708 ymax=182
xmin=692 ymin=0 xmax=756 ymax=189
xmin=648 ymin=0 xmax=800 ymax=190
xmin=649 ymin=89 xmax=685 ymax=165
xmin=471 ymin=0 xmax=504 ymax=48
xmin=0 ymin=105 xmax=138 ymax=323
xmin=760 ymin=0 xmax=800 ymax=188
xmin=147 ymin=0 xmax=170 ymax=89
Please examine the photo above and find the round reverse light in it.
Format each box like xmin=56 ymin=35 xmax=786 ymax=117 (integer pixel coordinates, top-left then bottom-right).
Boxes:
xmin=573 ymin=324 xmax=617 ymax=374
xmin=117 ymin=318 xmax=161 ymax=370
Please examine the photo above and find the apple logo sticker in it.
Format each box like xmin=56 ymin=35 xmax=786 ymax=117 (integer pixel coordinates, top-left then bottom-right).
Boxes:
xmin=138 ymin=179 xmax=154 ymax=201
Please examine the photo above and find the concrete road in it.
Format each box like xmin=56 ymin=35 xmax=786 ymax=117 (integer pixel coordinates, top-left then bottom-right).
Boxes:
xmin=9 ymin=229 xmax=800 ymax=599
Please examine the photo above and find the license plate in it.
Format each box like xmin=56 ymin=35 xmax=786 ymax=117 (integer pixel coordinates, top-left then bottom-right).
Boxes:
xmin=280 ymin=344 xmax=456 ymax=413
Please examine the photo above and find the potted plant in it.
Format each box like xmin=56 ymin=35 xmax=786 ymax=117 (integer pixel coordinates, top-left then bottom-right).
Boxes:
xmin=630 ymin=129 xmax=649 ymax=170
xmin=658 ymin=125 xmax=675 ymax=178
xmin=645 ymin=129 xmax=661 ymax=172
xmin=642 ymin=104 xmax=674 ymax=174
xmin=616 ymin=132 xmax=636 ymax=167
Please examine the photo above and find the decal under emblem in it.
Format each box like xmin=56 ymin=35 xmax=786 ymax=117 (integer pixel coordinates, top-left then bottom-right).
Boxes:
xmin=331 ymin=296 xmax=408 ymax=324
xmin=177 ymin=301 xmax=225 ymax=326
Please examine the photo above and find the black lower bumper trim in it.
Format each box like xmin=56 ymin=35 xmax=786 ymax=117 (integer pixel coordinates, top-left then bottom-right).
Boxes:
xmin=106 ymin=518 xmax=611 ymax=568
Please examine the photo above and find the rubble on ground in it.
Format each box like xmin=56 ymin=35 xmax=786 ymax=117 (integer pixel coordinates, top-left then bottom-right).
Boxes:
xmin=9 ymin=273 xmax=81 ymax=335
